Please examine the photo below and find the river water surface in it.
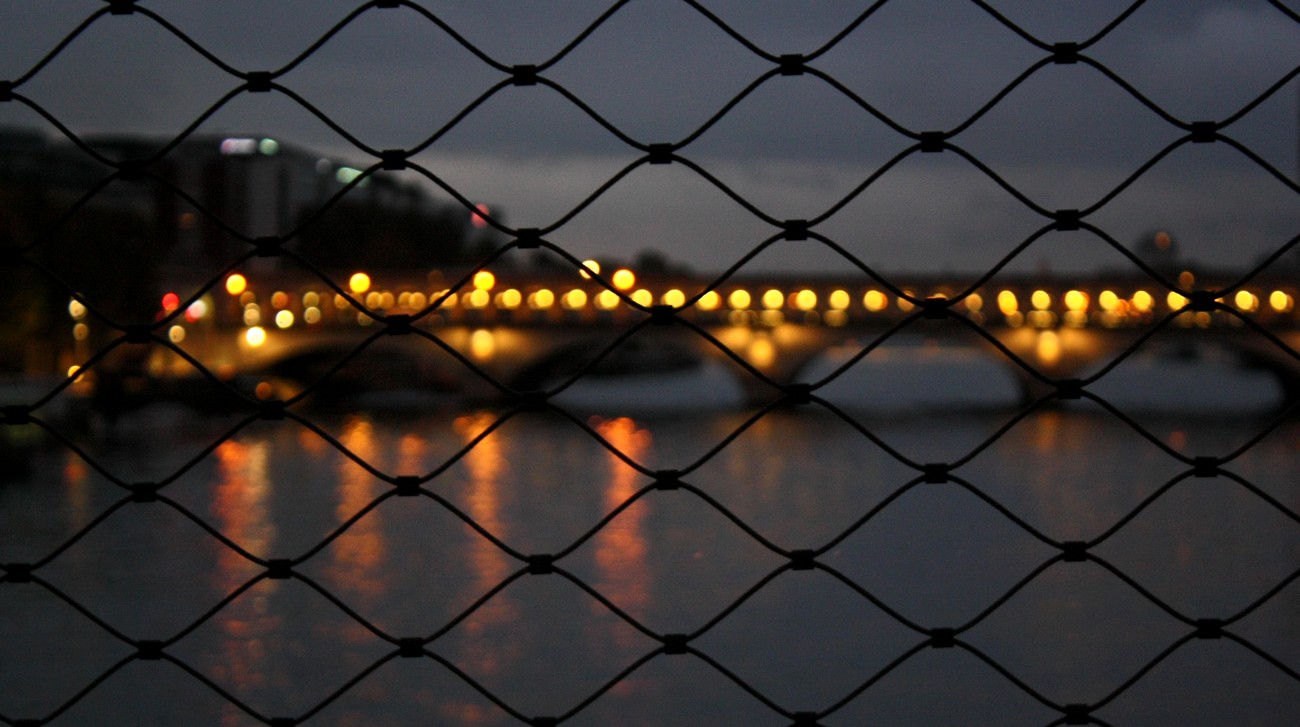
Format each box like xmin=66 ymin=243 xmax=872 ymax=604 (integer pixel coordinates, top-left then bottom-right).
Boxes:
xmin=2 ymin=391 xmax=1299 ymax=726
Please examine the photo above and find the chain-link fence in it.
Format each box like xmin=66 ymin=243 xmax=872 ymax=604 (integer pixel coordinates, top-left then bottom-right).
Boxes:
xmin=2 ymin=1 xmax=1300 ymax=725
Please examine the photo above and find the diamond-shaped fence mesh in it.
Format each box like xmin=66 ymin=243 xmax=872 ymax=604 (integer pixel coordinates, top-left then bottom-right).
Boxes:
xmin=2 ymin=1 xmax=1300 ymax=725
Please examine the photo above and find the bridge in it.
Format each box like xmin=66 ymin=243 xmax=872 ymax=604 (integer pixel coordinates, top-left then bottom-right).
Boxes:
xmin=74 ymin=267 xmax=1300 ymax=408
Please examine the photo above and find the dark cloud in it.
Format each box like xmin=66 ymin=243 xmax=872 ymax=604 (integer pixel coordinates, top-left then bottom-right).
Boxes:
xmin=2 ymin=0 xmax=1296 ymax=272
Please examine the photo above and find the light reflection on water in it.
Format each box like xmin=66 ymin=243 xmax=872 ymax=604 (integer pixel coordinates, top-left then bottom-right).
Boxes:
xmin=1 ymin=408 xmax=1298 ymax=725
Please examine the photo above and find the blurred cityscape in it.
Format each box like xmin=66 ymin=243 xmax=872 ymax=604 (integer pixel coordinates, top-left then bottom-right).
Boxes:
xmin=2 ymin=127 xmax=1298 ymax=412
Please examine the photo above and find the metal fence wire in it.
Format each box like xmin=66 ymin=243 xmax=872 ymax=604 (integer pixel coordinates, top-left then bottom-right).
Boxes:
xmin=3 ymin=0 xmax=1300 ymax=725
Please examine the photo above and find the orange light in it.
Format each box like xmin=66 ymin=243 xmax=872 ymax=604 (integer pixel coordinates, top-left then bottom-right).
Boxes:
xmin=997 ymin=291 xmax=1018 ymax=316
xmin=1098 ymin=290 xmax=1119 ymax=312
xmin=611 ymin=269 xmax=636 ymax=291
xmin=595 ymin=290 xmax=620 ymax=310
xmin=864 ymin=290 xmax=888 ymax=312
xmin=1063 ymin=290 xmax=1088 ymax=312
xmin=794 ymin=289 xmax=817 ymax=311
xmin=563 ymin=289 xmax=588 ymax=309
xmin=349 ymin=272 xmax=371 ymax=295
xmin=225 ymin=274 xmax=247 ymax=296
xmin=1269 ymin=290 xmax=1293 ymax=312
xmin=529 ymin=289 xmax=555 ymax=310
xmin=161 ymin=292 xmax=180 ymax=312
xmin=1131 ymin=290 xmax=1154 ymax=312
xmin=473 ymin=270 xmax=496 ymax=291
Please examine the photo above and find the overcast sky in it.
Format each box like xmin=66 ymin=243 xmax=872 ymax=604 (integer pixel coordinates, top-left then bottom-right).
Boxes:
xmin=2 ymin=0 xmax=1298 ymax=275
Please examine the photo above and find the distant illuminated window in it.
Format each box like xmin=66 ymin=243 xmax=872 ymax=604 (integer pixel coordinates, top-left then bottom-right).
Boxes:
xmin=219 ymin=137 xmax=257 ymax=155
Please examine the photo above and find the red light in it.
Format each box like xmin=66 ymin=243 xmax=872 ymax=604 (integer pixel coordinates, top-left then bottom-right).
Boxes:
xmin=161 ymin=292 xmax=180 ymax=312
xmin=470 ymin=203 xmax=490 ymax=229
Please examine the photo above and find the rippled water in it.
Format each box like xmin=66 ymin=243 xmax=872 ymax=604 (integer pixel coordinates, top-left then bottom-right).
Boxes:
xmin=2 ymin=402 xmax=1299 ymax=726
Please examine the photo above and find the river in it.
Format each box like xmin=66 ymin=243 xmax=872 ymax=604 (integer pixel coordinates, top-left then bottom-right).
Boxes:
xmin=2 ymin=389 xmax=1299 ymax=725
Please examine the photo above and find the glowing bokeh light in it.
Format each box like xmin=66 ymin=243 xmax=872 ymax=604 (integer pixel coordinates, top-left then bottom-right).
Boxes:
xmin=864 ymin=290 xmax=888 ymax=312
xmin=497 ymin=289 xmax=522 ymax=309
xmin=794 ymin=289 xmax=817 ymax=311
xmin=611 ymin=269 xmax=636 ymax=291
xmin=596 ymin=290 xmax=620 ymax=310
xmin=1234 ymin=290 xmax=1258 ymax=312
xmin=1063 ymin=290 xmax=1088 ymax=312
xmin=1130 ymin=290 xmax=1153 ymax=312
xmin=1269 ymin=290 xmax=1293 ymax=312
xmin=529 ymin=289 xmax=555 ymax=310
xmin=226 ymin=273 xmax=248 ymax=296
xmin=997 ymin=291 xmax=1019 ymax=316
xmin=349 ymin=272 xmax=371 ymax=295
xmin=563 ymin=289 xmax=588 ymax=309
